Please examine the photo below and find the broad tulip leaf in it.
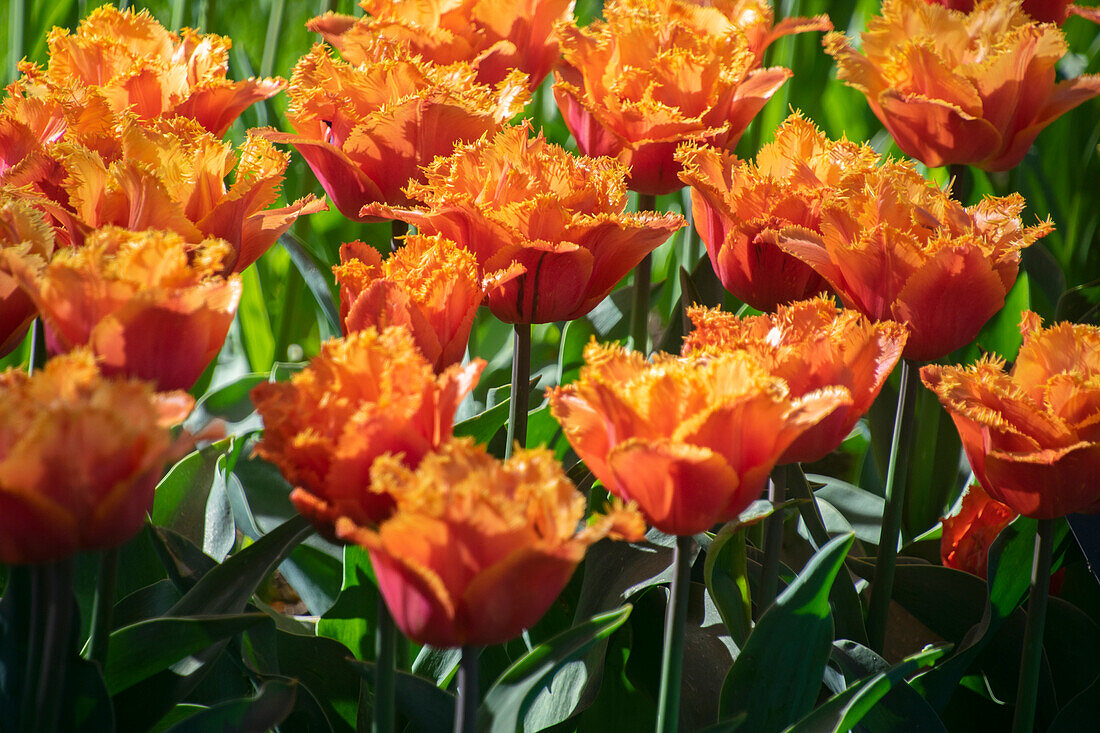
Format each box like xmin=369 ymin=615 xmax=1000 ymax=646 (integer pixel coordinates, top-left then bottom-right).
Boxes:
xmin=807 ymin=474 xmax=885 ymax=545
xmin=705 ymin=523 xmax=752 ymax=647
xmin=350 ymin=660 xmax=456 ymax=731
xmin=152 ymin=438 xmax=237 ymax=561
xmin=240 ymin=266 xmax=276 ymax=371
xmin=280 ymin=232 xmax=341 ymax=336
xmin=557 ymin=316 xmax=597 ymax=386
xmin=160 ymin=678 xmax=297 ymax=732
xmin=1046 ymin=673 xmax=1100 ymax=733
xmin=785 ymin=645 xmax=947 ymax=732
xmin=478 ymin=605 xmax=633 ymax=733
xmin=718 ymin=533 xmax=855 ymax=731
xmin=454 ymin=394 xmax=511 ymax=444
xmin=317 ymin=545 xmax=378 ymax=661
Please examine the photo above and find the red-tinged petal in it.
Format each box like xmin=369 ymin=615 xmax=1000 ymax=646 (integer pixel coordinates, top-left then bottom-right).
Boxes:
xmin=459 ymin=545 xmax=582 ymax=646
xmin=875 ymin=91 xmax=1003 ymax=168
xmin=174 ymin=78 xmax=285 ymax=137
xmin=606 ymin=440 xmax=741 ymax=536
xmin=0 ymin=490 xmax=79 ymax=564
xmin=552 ymin=77 xmax=625 ymax=160
xmin=891 ymin=245 xmax=1008 ymax=360
xmin=983 ymin=441 xmax=1100 ymax=519
xmin=344 ymin=281 xmax=444 ymax=367
xmin=720 ymin=66 xmax=792 ymax=148
xmin=255 ymin=130 xmax=387 ymax=221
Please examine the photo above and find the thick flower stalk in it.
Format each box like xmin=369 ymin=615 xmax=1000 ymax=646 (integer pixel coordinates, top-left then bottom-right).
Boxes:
xmin=825 ymin=0 xmax=1100 ymax=170
xmin=554 ymin=0 xmax=831 ymax=195
xmin=0 ymin=193 xmax=54 ymax=356
xmin=3 ymin=227 xmax=241 ymax=391
xmin=548 ymin=341 xmax=850 ymax=535
xmin=337 ymin=438 xmax=645 ymax=647
xmin=12 ymin=4 xmax=282 ymax=137
xmin=334 ymin=234 xmax=519 ymax=372
xmin=683 ymin=297 xmax=907 ymax=464
xmin=366 ymin=125 xmax=684 ymax=324
xmin=0 ymin=351 xmax=192 ymax=565
xmin=251 ymin=327 xmax=485 ymax=538
xmin=941 ymin=481 xmax=1017 ymax=577
xmin=921 ymin=312 xmax=1100 ymax=519
xmin=307 ymin=0 xmax=572 ymax=90
xmin=676 ymin=113 xmax=880 ymax=311
xmin=773 ymin=161 xmax=1052 ymax=361
xmin=258 ymin=43 xmax=528 ymax=222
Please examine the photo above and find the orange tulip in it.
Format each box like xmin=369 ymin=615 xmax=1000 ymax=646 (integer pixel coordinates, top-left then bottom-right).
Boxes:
xmin=772 ymin=161 xmax=1052 ymax=361
xmin=548 ymin=341 xmax=850 ymax=535
xmin=0 ymin=351 xmax=192 ymax=564
xmin=366 ymin=125 xmax=684 ymax=324
xmin=0 ymin=193 xmax=55 ymax=356
xmin=3 ymin=227 xmax=241 ymax=391
xmin=554 ymin=0 xmax=831 ymax=195
xmin=825 ymin=0 xmax=1100 ymax=170
xmin=676 ymin=113 xmax=882 ymax=311
xmin=336 ymin=438 xmax=645 ymax=647
xmin=683 ymin=298 xmax=907 ymax=464
xmin=940 ymin=481 xmax=1017 ymax=577
xmin=16 ymin=4 xmax=282 ymax=137
xmin=921 ymin=312 xmax=1100 ymax=519
xmin=251 ymin=328 xmax=485 ymax=538
xmin=308 ymin=0 xmax=572 ymax=90
xmin=334 ymin=234 xmax=520 ymax=372
xmin=42 ymin=115 xmax=324 ymax=272
xmin=257 ymin=43 xmax=528 ymax=222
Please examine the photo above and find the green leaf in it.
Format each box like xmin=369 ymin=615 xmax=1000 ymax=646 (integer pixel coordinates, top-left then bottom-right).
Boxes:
xmin=719 ymin=533 xmax=855 ymax=732
xmin=704 ymin=523 xmax=752 ymax=647
xmin=104 ymin=614 xmax=268 ymax=694
xmin=280 ymin=232 xmax=341 ymax=337
xmin=454 ymin=396 xmax=512 ymax=444
xmin=350 ymin=660 xmax=456 ymax=732
xmin=785 ymin=646 xmax=946 ymax=732
xmin=807 ymin=474 xmax=885 ymax=546
xmin=557 ymin=316 xmax=597 ymax=386
xmin=239 ymin=267 xmax=276 ymax=371
xmin=317 ymin=545 xmax=378 ymax=661
xmin=478 ymin=605 xmax=633 ymax=733
xmin=152 ymin=438 xmax=237 ymax=561
xmin=161 ymin=679 xmax=297 ymax=732
xmin=1046 ymin=674 xmax=1100 ymax=733
xmin=167 ymin=514 xmax=313 ymax=617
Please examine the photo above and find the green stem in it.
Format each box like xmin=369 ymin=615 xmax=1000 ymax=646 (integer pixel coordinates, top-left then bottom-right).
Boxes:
xmin=760 ymin=465 xmax=787 ymax=612
xmin=22 ymin=559 xmax=74 ymax=733
xmin=86 ymin=547 xmax=119 ymax=666
xmin=655 ymin=534 xmax=693 ymax=733
xmin=390 ymin=219 xmax=408 ymax=254
xmin=453 ymin=646 xmax=479 ymax=733
xmin=866 ymin=359 xmax=919 ymax=653
xmin=28 ymin=318 xmax=46 ymax=374
xmin=374 ymin=597 xmax=396 ymax=733
xmin=631 ymin=193 xmax=657 ymax=353
xmin=1011 ymin=519 xmax=1054 ymax=733
xmin=505 ymin=323 xmax=531 ymax=459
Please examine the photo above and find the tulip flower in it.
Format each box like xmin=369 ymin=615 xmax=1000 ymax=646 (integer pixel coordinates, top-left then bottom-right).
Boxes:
xmin=921 ymin=312 xmax=1100 ymax=519
xmin=307 ymin=0 xmax=572 ymax=89
xmin=676 ymin=113 xmax=881 ymax=311
xmin=3 ymin=227 xmax=241 ymax=391
xmin=0 ymin=193 xmax=55 ymax=356
xmin=940 ymin=481 xmax=1017 ymax=577
xmin=43 ymin=116 xmax=325 ymax=272
xmin=366 ymin=125 xmax=684 ymax=324
xmin=258 ymin=43 xmax=528 ymax=222
xmin=251 ymin=327 xmax=485 ymax=537
xmin=334 ymin=234 xmax=520 ymax=372
xmin=336 ymin=438 xmax=645 ymax=647
xmin=772 ymin=161 xmax=1052 ymax=361
xmin=825 ymin=0 xmax=1100 ymax=170
xmin=554 ymin=0 xmax=831 ymax=195
xmin=548 ymin=341 xmax=850 ymax=535
xmin=683 ymin=298 xmax=907 ymax=464
xmin=924 ymin=0 xmax=1100 ymax=24
xmin=16 ymin=4 xmax=282 ymax=137
xmin=0 ymin=351 xmax=192 ymax=565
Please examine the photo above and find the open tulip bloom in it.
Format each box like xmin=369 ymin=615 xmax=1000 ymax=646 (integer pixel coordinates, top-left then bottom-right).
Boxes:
xmin=307 ymin=0 xmax=573 ymax=90
xmin=825 ymin=0 xmax=1100 ymax=170
xmin=366 ymin=125 xmax=684 ymax=324
xmin=554 ymin=0 xmax=832 ymax=195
